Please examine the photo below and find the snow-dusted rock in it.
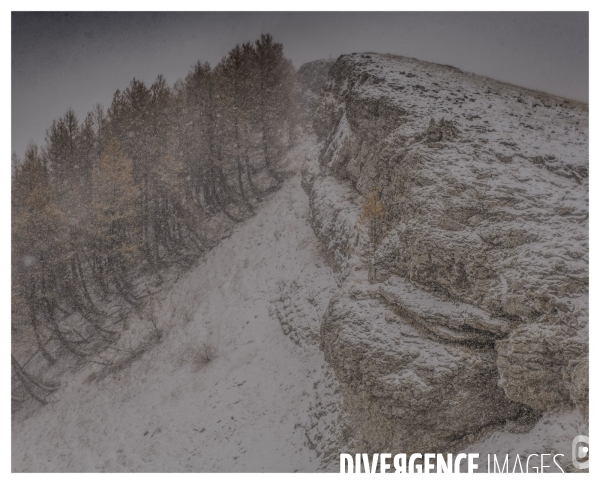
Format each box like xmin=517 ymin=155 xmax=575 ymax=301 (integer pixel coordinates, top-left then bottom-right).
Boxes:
xmin=321 ymin=276 xmax=525 ymax=454
xmin=301 ymin=173 xmax=363 ymax=281
xmin=301 ymin=53 xmax=588 ymax=455
xmin=496 ymin=323 xmax=588 ymax=411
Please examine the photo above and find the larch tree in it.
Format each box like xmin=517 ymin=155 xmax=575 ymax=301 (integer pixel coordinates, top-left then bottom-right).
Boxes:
xmin=356 ymin=187 xmax=388 ymax=282
xmin=254 ymin=33 xmax=292 ymax=184
xmin=92 ymin=138 xmax=142 ymax=302
xmin=12 ymin=33 xmax=299 ymax=402
xmin=12 ymin=143 xmax=68 ymax=360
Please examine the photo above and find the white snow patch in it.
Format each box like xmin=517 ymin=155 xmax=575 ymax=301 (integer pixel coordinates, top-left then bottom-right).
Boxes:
xmin=12 ymin=137 xmax=346 ymax=472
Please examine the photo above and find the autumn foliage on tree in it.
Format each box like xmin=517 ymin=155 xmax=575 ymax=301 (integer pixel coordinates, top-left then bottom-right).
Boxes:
xmin=11 ymin=34 xmax=298 ymax=404
xmin=356 ymin=187 xmax=388 ymax=281
xmin=92 ymin=140 xmax=142 ymax=284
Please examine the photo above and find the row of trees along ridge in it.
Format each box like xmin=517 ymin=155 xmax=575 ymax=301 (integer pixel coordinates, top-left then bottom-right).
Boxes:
xmin=11 ymin=34 xmax=298 ymax=404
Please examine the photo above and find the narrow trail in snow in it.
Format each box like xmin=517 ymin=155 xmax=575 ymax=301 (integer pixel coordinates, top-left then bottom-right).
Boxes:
xmin=12 ymin=147 xmax=345 ymax=472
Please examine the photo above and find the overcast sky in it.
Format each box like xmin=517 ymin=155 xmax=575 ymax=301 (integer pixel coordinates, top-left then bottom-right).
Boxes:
xmin=12 ymin=11 xmax=588 ymax=157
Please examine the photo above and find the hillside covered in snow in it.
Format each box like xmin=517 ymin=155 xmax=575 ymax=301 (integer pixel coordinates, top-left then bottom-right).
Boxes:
xmin=12 ymin=52 xmax=588 ymax=472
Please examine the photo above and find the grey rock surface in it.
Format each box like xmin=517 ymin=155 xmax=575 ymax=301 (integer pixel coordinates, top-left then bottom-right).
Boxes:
xmin=300 ymin=53 xmax=588 ymax=455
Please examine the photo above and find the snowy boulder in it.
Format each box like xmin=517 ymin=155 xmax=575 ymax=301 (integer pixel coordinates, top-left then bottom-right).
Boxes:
xmin=496 ymin=323 xmax=588 ymax=412
xmin=321 ymin=280 xmax=525 ymax=453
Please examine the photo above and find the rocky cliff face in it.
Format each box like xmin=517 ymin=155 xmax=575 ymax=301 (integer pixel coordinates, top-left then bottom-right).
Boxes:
xmin=300 ymin=54 xmax=588 ymax=457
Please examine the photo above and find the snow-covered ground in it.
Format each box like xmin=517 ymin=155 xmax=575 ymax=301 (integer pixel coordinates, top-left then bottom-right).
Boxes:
xmin=12 ymin=52 xmax=589 ymax=472
xmin=12 ymin=138 xmax=345 ymax=472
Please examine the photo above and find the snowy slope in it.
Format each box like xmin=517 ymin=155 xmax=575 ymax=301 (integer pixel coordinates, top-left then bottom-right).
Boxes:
xmin=12 ymin=53 xmax=589 ymax=472
xmin=11 ymin=136 xmax=346 ymax=472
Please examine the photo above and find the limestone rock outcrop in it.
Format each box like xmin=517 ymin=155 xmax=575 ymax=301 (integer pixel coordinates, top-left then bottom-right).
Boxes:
xmin=300 ymin=53 xmax=588 ymax=455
